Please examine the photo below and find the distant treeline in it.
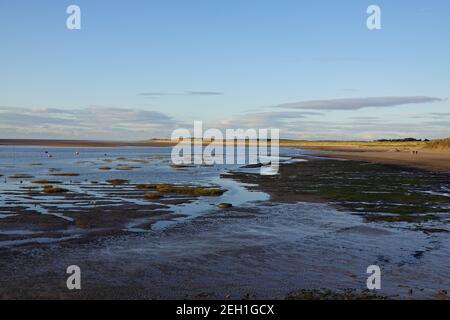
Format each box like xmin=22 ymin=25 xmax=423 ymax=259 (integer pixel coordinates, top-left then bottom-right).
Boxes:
xmin=375 ymin=138 xmax=430 ymax=142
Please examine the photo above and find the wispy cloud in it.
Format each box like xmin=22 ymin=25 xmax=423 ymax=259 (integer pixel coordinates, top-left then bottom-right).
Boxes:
xmin=350 ymin=116 xmax=382 ymax=121
xmin=139 ymin=91 xmax=223 ymax=97
xmin=212 ymin=111 xmax=321 ymax=129
xmin=1 ymin=97 xmax=448 ymax=141
xmin=0 ymin=106 xmax=178 ymax=140
xmin=268 ymin=119 xmax=449 ymax=140
xmin=429 ymin=112 xmax=450 ymax=117
xmin=208 ymin=108 xmax=448 ymax=140
xmin=186 ymin=91 xmax=223 ymax=96
xmin=276 ymin=96 xmax=443 ymax=111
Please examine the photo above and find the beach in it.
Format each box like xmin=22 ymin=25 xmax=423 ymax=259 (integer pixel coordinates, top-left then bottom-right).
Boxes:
xmin=306 ymin=146 xmax=450 ymax=172
xmin=2 ymin=139 xmax=450 ymax=172
xmin=0 ymin=143 xmax=449 ymax=299
xmin=2 ymin=0 xmax=449 ymax=307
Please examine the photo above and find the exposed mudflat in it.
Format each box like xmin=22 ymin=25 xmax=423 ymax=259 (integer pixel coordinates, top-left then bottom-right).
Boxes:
xmin=0 ymin=201 xmax=449 ymax=299
xmin=0 ymin=146 xmax=449 ymax=299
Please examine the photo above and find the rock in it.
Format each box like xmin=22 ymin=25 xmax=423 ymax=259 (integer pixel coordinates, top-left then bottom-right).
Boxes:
xmin=106 ymin=179 xmax=129 ymax=185
xmin=144 ymin=192 xmax=161 ymax=200
xmin=42 ymin=186 xmax=69 ymax=194
xmin=437 ymin=289 xmax=448 ymax=296
xmin=240 ymin=163 xmax=264 ymax=169
xmin=217 ymin=203 xmax=233 ymax=209
xmin=169 ymin=164 xmax=190 ymax=169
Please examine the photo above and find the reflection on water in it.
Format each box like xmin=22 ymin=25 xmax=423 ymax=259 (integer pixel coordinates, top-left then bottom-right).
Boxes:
xmin=0 ymin=146 xmax=301 ymax=243
xmin=152 ymin=176 xmax=269 ymax=230
xmin=1 ymin=146 xmax=449 ymax=299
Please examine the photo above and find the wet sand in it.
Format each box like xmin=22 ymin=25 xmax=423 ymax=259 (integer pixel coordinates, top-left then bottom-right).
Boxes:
xmin=0 ymin=156 xmax=449 ymax=299
xmin=0 ymin=181 xmax=228 ymax=245
xmin=1 ymin=199 xmax=448 ymax=300
xmin=307 ymin=146 xmax=450 ymax=172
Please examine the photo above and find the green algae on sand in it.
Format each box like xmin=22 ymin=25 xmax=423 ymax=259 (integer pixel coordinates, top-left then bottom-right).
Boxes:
xmin=106 ymin=179 xmax=130 ymax=185
xmin=217 ymin=203 xmax=233 ymax=209
xmin=50 ymin=173 xmax=80 ymax=177
xmin=32 ymin=180 xmax=63 ymax=184
xmin=225 ymin=158 xmax=450 ymax=223
xmin=286 ymin=289 xmax=387 ymax=300
xmin=42 ymin=185 xmax=69 ymax=194
xmin=137 ymin=183 xmax=225 ymax=196
xmin=9 ymin=174 xmax=34 ymax=179
xmin=143 ymin=192 xmax=161 ymax=200
xmin=115 ymin=166 xmax=141 ymax=171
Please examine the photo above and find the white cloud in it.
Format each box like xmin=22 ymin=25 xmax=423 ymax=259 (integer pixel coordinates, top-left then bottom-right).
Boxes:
xmin=139 ymin=91 xmax=223 ymax=97
xmin=207 ymin=109 xmax=449 ymax=140
xmin=276 ymin=96 xmax=443 ymax=111
xmin=0 ymin=106 xmax=178 ymax=140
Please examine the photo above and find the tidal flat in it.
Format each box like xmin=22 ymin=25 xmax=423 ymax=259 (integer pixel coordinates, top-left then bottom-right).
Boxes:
xmin=226 ymin=157 xmax=450 ymax=224
xmin=0 ymin=146 xmax=449 ymax=299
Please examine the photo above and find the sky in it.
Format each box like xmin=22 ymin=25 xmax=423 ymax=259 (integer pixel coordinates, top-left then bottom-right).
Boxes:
xmin=0 ymin=0 xmax=449 ymax=140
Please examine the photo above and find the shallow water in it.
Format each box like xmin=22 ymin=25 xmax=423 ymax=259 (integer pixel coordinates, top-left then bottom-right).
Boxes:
xmin=0 ymin=146 xmax=300 ymax=245
xmin=1 ymin=200 xmax=448 ymax=299
xmin=0 ymin=146 xmax=449 ymax=299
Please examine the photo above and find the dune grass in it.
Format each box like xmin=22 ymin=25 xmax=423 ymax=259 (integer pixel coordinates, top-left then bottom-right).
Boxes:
xmin=425 ymin=138 xmax=450 ymax=150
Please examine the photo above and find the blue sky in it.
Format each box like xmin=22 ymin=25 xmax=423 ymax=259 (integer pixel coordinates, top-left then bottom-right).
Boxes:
xmin=1 ymin=0 xmax=449 ymax=140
